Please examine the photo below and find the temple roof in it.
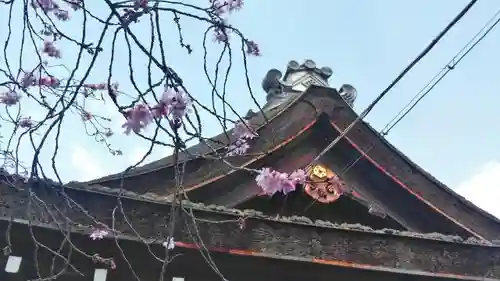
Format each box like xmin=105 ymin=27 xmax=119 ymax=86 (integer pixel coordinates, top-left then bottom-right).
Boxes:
xmin=87 ymin=89 xmax=296 ymax=183
xmin=78 ymin=59 xmax=500 ymax=242
xmin=81 ymin=83 xmax=500 ymax=240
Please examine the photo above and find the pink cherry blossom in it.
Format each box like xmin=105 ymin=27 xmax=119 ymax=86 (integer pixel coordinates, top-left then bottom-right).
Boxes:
xmin=226 ymin=120 xmax=258 ymax=156
xmin=20 ymin=72 xmax=36 ymax=88
xmin=90 ymin=229 xmax=108 ymax=240
xmin=0 ymin=91 xmax=21 ymax=106
xmin=54 ymin=9 xmax=70 ymax=21
xmin=84 ymin=83 xmax=107 ymax=90
xmin=81 ymin=111 xmax=92 ymax=121
xmin=255 ymin=168 xmax=307 ymax=196
xmin=39 ymin=76 xmax=59 ymax=87
xmin=226 ymin=138 xmax=250 ymax=156
xmin=153 ymin=88 xmax=192 ymax=122
xmin=35 ymin=0 xmax=55 ymax=11
xmin=213 ymin=27 xmax=230 ymax=43
xmin=162 ymin=237 xmax=175 ymax=250
xmin=245 ymin=40 xmax=260 ymax=56
xmin=289 ymin=169 xmax=307 ymax=184
xmin=122 ymin=104 xmax=153 ymax=135
xmin=18 ymin=117 xmax=34 ymax=128
xmin=42 ymin=41 xmax=61 ymax=58
xmin=211 ymin=0 xmax=243 ymax=15
xmin=228 ymin=0 xmax=244 ymax=12
xmin=233 ymin=120 xmax=258 ymax=139
xmin=134 ymin=0 xmax=148 ymax=9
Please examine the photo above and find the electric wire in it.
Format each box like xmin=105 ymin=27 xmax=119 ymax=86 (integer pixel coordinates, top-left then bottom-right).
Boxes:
xmin=308 ymin=0 xmax=478 ymax=166
xmin=381 ymin=8 xmax=500 ymax=135
xmin=336 ymin=5 xmax=500 ymax=198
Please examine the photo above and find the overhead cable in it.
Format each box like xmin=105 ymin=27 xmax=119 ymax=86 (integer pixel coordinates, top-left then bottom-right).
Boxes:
xmin=381 ymin=8 xmax=500 ymax=135
xmin=310 ymin=0 xmax=479 ymax=164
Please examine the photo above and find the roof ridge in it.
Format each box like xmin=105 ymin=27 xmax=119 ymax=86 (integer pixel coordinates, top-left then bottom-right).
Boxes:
xmin=85 ymin=91 xmax=307 ymax=185
xmin=60 ymin=181 xmax=493 ymax=245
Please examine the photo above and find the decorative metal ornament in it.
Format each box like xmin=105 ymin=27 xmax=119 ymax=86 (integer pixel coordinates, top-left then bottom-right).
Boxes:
xmin=305 ymin=164 xmax=343 ymax=203
xmin=312 ymin=165 xmax=328 ymax=179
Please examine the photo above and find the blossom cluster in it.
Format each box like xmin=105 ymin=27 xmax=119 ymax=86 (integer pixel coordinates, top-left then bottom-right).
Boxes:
xmin=211 ymin=0 xmax=244 ymax=15
xmin=226 ymin=120 xmax=258 ymax=156
xmin=31 ymin=0 xmax=81 ymax=21
xmin=208 ymin=0 xmax=260 ymax=56
xmin=122 ymin=88 xmax=192 ymax=135
xmin=256 ymin=168 xmax=307 ymax=196
xmin=89 ymin=228 xmax=109 ymax=240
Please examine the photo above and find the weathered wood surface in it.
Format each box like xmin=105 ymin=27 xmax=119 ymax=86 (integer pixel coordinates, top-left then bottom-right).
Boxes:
xmin=320 ymin=86 xmax=500 ymax=240
xmin=0 ymin=177 xmax=499 ymax=279
xmin=94 ymin=91 xmax=329 ymax=197
xmin=1 ymin=220 xmax=484 ymax=281
xmin=84 ymin=84 xmax=500 ymax=241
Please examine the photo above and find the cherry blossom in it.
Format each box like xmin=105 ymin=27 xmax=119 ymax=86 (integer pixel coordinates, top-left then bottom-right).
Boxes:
xmin=153 ymin=88 xmax=192 ymax=123
xmin=213 ymin=27 xmax=230 ymax=43
xmin=233 ymin=120 xmax=258 ymax=139
xmin=162 ymin=237 xmax=175 ymax=250
xmin=42 ymin=41 xmax=61 ymax=58
xmin=35 ymin=0 xmax=55 ymax=11
xmin=90 ymin=229 xmax=109 ymax=240
xmin=245 ymin=40 xmax=260 ymax=56
xmin=226 ymin=120 xmax=258 ymax=156
xmin=226 ymin=138 xmax=250 ymax=156
xmin=211 ymin=0 xmax=243 ymax=15
xmin=54 ymin=9 xmax=70 ymax=21
xmin=134 ymin=0 xmax=149 ymax=9
xmin=122 ymin=104 xmax=153 ymax=135
xmin=255 ymin=168 xmax=307 ymax=196
xmin=39 ymin=76 xmax=59 ymax=87
xmin=83 ymin=83 xmax=107 ymax=90
xmin=20 ymin=72 xmax=36 ymax=88
xmin=0 ymin=91 xmax=21 ymax=106
xmin=81 ymin=111 xmax=92 ymax=121
xmin=18 ymin=117 xmax=34 ymax=128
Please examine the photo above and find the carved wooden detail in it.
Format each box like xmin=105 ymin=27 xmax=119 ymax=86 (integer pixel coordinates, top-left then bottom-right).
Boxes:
xmin=325 ymin=90 xmax=500 ymax=240
xmin=305 ymin=164 xmax=342 ymax=203
xmin=0 ymin=179 xmax=499 ymax=279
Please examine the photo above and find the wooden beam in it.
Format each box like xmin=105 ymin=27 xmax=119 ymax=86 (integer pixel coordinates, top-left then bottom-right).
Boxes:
xmin=0 ymin=220 xmax=496 ymax=281
xmin=0 ymin=178 xmax=499 ymax=279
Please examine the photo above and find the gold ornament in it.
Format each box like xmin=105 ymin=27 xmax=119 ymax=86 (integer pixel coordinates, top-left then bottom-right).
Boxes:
xmin=311 ymin=165 xmax=328 ymax=179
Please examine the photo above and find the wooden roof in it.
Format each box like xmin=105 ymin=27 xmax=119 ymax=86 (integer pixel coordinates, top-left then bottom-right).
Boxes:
xmin=80 ymin=85 xmax=500 ymax=241
xmin=1 ymin=177 xmax=500 ymax=280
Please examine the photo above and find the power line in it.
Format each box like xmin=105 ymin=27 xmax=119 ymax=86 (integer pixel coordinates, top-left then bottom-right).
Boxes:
xmin=335 ymin=5 xmax=500 ymax=197
xmin=310 ymin=0 xmax=479 ymax=164
xmin=381 ymin=8 xmax=500 ymax=135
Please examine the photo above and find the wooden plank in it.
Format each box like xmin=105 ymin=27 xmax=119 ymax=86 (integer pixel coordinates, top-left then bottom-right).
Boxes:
xmin=0 ymin=221 xmax=493 ymax=281
xmin=0 ymin=177 xmax=498 ymax=279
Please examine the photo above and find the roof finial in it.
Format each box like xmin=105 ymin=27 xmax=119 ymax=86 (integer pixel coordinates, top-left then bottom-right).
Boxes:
xmin=260 ymin=60 xmax=335 ymax=111
xmin=338 ymin=84 xmax=357 ymax=107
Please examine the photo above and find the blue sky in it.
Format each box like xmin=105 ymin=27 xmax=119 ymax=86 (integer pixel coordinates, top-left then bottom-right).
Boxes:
xmin=1 ymin=1 xmax=500 ymax=216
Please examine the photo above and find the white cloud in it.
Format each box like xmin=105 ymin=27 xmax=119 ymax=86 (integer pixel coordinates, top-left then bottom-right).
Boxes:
xmin=70 ymin=145 xmax=108 ymax=181
xmin=455 ymin=161 xmax=500 ymax=218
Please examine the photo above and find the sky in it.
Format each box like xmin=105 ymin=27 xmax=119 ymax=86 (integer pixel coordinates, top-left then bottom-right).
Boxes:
xmin=1 ymin=1 xmax=500 ymax=217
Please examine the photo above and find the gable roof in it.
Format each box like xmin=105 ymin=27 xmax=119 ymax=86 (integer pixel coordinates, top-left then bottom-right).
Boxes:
xmin=82 ymin=85 xmax=500 ymax=240
xmin=86 ymin=92 xmax=301 ymax=184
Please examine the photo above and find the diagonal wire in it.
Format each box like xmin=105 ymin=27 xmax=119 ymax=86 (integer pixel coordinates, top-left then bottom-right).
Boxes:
xmin=381 ymin=7 xmax=500 ymax=135
xmin=309 ymin=0 xmax=478 ymax=165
